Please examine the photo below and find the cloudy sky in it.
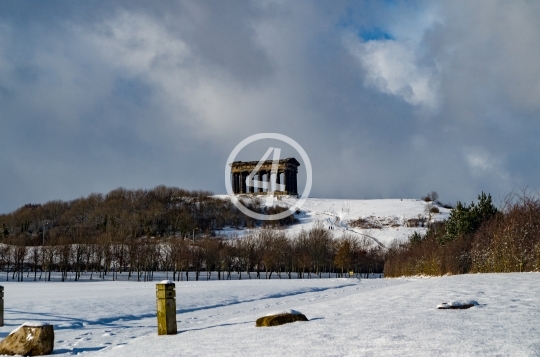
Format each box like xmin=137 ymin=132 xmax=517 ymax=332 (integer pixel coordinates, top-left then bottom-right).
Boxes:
xmin=1 ymin=0 xmax=539 ymax=213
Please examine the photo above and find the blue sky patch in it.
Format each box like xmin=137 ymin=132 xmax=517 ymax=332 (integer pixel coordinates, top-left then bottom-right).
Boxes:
xmin=359 ymin=27 xmax=395 ymax=42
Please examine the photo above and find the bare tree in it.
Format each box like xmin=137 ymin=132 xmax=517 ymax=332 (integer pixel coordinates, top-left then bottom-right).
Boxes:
xmin=0 ymin=244 xmax=13 ymax=281
xmin=12 ymin=236 xmax=27 ymax=282
xmin=43 ymin=236 xmax=57 ymax=281
xmin=57 ymin=235 xmax=73 ymax=282
xmin=308 ymin=221 xmax=333 ymax=277
xmin=334 ymin=233 xmax=357 ymax=277
xmin=30 ymin=245 xmax=41 ymax=281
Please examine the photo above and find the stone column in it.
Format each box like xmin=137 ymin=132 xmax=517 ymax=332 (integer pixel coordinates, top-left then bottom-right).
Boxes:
xmin=238 ymin=173 xmax=242 ymax=194
xmin=241 ymin=172 xmax=247 ymax=193
xmin=293 ymin=171 xmax=298 ymax=194
xmin=257 ymin=171 xmax=263 ymax=193
xmin=266 ymin=171 xmax=271 ymax=193
xmin=238 ymin=173 xmax=243 ymax=194
xmin=276 ymin=171 xmax=281 ymax=193
xmin=284 ymin=170 xmax=290 ymax=194
xmin=156 ymin=281 xmax=177 ymax=335
xmin=232 ymin=173 xmax=237 ymax=194
xmin=244 ymin=172 xmax=251 ymax=193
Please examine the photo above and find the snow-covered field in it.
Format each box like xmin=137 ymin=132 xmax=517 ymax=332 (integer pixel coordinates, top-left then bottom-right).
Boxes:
xmin=1 ymin=273 xmax=539 ymax=356
xmin=216 ymin=196 xmax=451 ymax=247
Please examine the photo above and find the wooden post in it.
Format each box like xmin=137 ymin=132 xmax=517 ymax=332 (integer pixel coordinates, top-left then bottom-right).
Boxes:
xmin=0 ymin=285 xmax=4 ymax=326
xmin=156 ymin=281 xmax=177 ymax=335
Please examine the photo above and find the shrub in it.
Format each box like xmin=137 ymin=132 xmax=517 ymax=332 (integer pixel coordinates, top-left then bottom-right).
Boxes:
xmin=441 ymin=192 xmax=497 ymax=245
xmin=349 ymin=217 xmax=382 ymax=229
xmin=471 ymin=191 xmax=540 ymax=273
xmin=408 ymin=231 xmax=423 ymax=246
xmin=422 ymin=191 xmax=439 ymax=202
xmin=384 ymin=190 xmax=540 ymax=277
xmin=440 ymin=202 xmax=454 ymax=209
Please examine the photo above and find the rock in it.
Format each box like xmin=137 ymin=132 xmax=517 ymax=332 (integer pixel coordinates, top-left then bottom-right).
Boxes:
xmin=256 ymin=311 xmax=308 ymax=327
xmin=0 ymin=322 xmax=54 ymax=356
xmin=437 ymin=300 xmax=479 ymax=309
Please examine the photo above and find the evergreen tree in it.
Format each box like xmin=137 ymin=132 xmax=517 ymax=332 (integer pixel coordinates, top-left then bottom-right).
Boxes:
xmin=408 ymin=231 xmax=423 ymax=246
xmin=441 ymin=192 xmax=497 ymax=244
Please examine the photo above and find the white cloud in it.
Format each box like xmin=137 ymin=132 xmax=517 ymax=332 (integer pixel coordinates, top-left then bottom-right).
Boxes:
xmin=346 ymin=35 xmax=440 ymax=110
xmin=91 ymin=13 xmax=186 ymax=71
xmin=464 ymin=147 xmax=510 ymax=183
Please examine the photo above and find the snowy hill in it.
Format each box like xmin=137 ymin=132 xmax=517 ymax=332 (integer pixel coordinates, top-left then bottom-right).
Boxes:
xmin=216 ymin=196 xmax=451 ymax=247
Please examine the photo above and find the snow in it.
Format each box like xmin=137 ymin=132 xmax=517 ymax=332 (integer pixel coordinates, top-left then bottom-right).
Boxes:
xmin=214 ymin=197 xmax=451 ymax=247
xmin=0 ymin=273 xmax=539 ymax=356
xmin=7 ymin=321 xmax=50 ymax=337
xmin=159 ymin=280 xmax=173 ymax=285
xmin=22 ymin=321 xmax=51 ymax=327
xmin=264 ymin=309 xmax=304 ymax=317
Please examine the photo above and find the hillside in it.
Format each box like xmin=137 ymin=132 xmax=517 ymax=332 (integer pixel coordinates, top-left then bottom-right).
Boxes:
xmin=216 ymin=196 xmax=451 ymax=247
xmin=0 ymin=188 xmax=453 ymax=280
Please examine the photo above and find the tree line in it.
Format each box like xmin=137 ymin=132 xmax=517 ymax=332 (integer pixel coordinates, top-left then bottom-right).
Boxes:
xmin=0 ymin=185 xmax=295 ymax=247
xmin=0 ymin=186 xmax=383 ymax=281
xmin=385 ymin=190 xmax=540 ymax=277
xmin=0 ymin=222 xmax=383 ymax=282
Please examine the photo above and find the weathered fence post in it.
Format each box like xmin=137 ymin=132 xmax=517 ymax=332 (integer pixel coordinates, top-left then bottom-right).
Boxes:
xmin=0 ymin=285 xmax=4 ymax=326
xmin=156 ymin=281 xmax=177 ymax=335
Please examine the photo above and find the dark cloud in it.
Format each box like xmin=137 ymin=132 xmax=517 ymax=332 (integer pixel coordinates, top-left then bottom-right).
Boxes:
xmin=0 ymin=0 xmax=539 ymax=213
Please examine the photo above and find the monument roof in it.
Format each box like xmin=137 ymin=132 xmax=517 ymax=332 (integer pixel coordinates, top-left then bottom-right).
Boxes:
xmin=230 ymin=157 xmax=300 ymax=167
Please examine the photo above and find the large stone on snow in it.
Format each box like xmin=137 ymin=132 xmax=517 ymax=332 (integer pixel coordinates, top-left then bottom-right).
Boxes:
xmin=437 ymin=300 xmax=479 ymax=310
xmin=256 ymin=310 xmax=308 ymax=327
xmin=0 ymin=322 xmax=54 ymax=356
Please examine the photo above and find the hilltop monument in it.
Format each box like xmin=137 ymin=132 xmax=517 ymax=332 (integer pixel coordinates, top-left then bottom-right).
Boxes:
xmin=230 ymin=158 xmax=300 ymax=195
